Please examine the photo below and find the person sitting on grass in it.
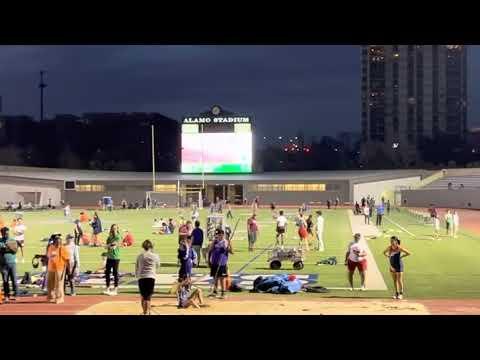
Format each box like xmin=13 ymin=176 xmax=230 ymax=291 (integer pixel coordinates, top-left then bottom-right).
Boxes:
xmin=176 ymin=277 xmax=204 ymax=309
xmin=122 ymin=230 xmax=135 ymax=247
xmin=168 ymin=218 xmax=176 ymax=234
xmin=152 ymin=218 xmax=165 ymax=234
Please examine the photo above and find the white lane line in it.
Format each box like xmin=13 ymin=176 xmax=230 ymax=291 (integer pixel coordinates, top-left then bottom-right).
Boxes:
xmin=384 ymin=216 xmax=416 ymax=237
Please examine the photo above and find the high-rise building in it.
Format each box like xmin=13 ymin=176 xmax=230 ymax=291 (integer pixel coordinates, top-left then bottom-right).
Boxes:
xmin=361 ymin=45 xmax=468 ymax=167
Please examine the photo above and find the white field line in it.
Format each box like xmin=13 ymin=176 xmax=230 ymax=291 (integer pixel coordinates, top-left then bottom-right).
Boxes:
xmin=384 ymin=216 xmax=416 ymax=237
xmin=347 ymin=210 xmax=388 ymax=291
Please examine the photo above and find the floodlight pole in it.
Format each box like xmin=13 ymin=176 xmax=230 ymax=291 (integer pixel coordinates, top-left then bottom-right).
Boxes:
xmin=151 ymin=124 xmax=156 ymax=192
xmin=201 ymin=123 xmax=205 ymax=190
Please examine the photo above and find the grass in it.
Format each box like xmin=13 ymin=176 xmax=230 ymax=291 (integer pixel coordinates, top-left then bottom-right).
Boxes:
xmin=2 ymin=206 xmax=480 ymax=299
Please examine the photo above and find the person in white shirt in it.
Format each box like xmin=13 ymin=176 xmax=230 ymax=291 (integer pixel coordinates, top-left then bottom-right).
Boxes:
xmin=344 ymin=233 xmax=368 ymax=291
xmin=433 ymin=215 xmax=440 ymax=239
xmin=452 ymin=210 xmax=460 ymax=238
xmin=13 ymin=218 xmax=27 ymax=262
xmin=275 ymin=210 xmax=288 ymax=247
xmin=64 ymin=204 xmax=71 ymax=218
xmin=315 ymin=210 xmax=325 ymax=251
xmin=363 ymin=205 xmax=370 ymax=225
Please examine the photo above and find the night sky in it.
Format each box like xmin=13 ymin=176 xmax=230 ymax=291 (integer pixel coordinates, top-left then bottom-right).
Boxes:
xmin=1 ymin=45 xmax=479 ymax=140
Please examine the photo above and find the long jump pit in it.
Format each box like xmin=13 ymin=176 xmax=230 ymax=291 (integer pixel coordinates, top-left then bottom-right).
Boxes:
xmin=77 ymin=297 xmax=430 ymax=315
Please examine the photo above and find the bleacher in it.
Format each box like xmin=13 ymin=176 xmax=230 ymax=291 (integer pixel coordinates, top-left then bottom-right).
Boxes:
xmin=421 ymin=175 xmax=480 ymax=190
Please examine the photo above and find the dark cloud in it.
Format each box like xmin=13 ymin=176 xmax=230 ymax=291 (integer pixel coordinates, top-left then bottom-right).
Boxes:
xmin=0 ymin=45 xmax=478 ymax=137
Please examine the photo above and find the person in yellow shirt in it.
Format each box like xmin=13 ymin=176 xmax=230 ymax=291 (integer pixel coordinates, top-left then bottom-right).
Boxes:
xmin=46 ymin=234 xmax=70 ymax=304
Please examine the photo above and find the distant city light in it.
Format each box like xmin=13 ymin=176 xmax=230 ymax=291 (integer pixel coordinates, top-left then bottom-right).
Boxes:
xmin=392 ymin=143 xmax=399 ymax=149
xmin=263 ymin=136 xmax=267 ymax=140
xmin=295 ymin=136 xmax=298 ymax=140
xmin=278 ymin=136 xmax=282 ymax=140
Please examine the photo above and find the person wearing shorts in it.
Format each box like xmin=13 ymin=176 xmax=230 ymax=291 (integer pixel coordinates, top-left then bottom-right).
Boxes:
xmin=208 ymin=229 xmax=232 ymax=299
xmin=345 ymin=233 xmax=367 ymax=291
xmin=247 ymin=214 xmax=259 ymax=252
xmin=297 ymin=215 xmax=309 ymax=251
xmin=136 ymin=240 xmax=160 ymax=315
xmin=13 ymin=218 xmax=26 ymax=262
xmin=383 ymin=236 xmax=411 ymax=300
xmin=275 ymin=210 xmax=288 ymax=247
xmin=177 ymin=278 xmax=204 ymax=309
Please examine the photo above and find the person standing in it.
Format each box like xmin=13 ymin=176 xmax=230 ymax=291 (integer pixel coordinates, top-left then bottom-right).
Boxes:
xmin=0 ymin=227 xmax=20 ymax=302
xmin=178 ymin=220 xmax=193 ymax=244
xmin=64 ymin=204 xmax=71 ymax=218
xmin=191 ymin=221 xmax=204 ymax=266
xmin=383 ymin=236 xmax=411 ymax=299
xmin=136 ymin=240 xmax=160 ymax=315
xmin=444 ymin=210 xmax=453 ymax=236
xmin=297 ymin=214 xmax=309 ymax=251
xmin=90 ymin=212 xmax=103 ymax=247
xmin=208 ymin=229 xmax=232 ymax=299
xmin=386 ymin=200 xmax=391 ymax=215
xmin=275 ymin=210 xmax=288 ymax=247
xmin=452 ymin=210 xmax=460 ymax=238
xmin=306 ymin=214 xmax=314 ymax=248
xmin=178 ymin=236 xmax=197 ymax=281
xmin=73 ymin=219 xmax=83 ymax=246
xmin=327 ymin=199 xmax=331 ymax=210
xmin=46 ymin=234 xmax=70 ymax=304
xmin=433 ymin=215 xmax=440 ymax=239
xmin=247 ymin=214 xmax=259 ymax=252
xmin=64 ymin=234 xmax=80 ymax=296
xmin=13 ymin=217 xmax=26 ymax=263
xmin=335 ymin=197 xmax=340 ymax=209
xmin=376 ymin=202 xmax=385 ymax=226
xmin=226 ymin=201 xmax=233 ymax=219
xmin=344 ymin=233 xmax=367 ymax=291
xmin=121 ymin=199 xmax=127 ymax=210
xmin=363 ymin=205 xmax=370 ymax=225
xmin=104 ymin=224 xmax=121 ymax=296
xmin=251 ymin=196 xmax=259 ymax=215
xmin=315 ymin=210 xmax=325 ymax=252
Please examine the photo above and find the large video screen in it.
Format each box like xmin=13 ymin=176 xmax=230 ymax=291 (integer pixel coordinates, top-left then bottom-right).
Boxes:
xmin=181 ymin=124 xmax=252 ymax=173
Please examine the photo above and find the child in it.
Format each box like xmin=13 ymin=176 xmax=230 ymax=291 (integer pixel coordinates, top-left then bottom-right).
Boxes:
xmin=122 ymin=230 xmax=134 ymax=247
xmin=64 ymin=204 xmax=71 ymax=218
xmin=176 ymin=277 xmax=204 ymax=309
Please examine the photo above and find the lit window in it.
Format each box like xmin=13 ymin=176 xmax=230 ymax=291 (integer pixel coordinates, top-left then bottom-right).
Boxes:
xmin=76 ymin=184 xmax=105 ymax=192
xmin=154 ymin=184 xmax=177 ymax=193
xmin=249 ymin=184 xmax=326 ymax=192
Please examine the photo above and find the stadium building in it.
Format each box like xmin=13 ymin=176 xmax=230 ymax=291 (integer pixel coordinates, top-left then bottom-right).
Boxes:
xmin=0 ymin=165 xmax=429 ymax=208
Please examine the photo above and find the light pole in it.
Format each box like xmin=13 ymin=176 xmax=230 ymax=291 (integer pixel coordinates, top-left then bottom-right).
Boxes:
xmin=39 ymin=71 xmax=47 ymax=121
xmin=151 ymin=124 xmax=156 ymax=192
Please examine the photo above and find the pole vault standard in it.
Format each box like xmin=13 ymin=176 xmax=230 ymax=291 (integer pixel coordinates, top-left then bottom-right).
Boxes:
xmin=151 ymin=124 xmax=156 ymax=192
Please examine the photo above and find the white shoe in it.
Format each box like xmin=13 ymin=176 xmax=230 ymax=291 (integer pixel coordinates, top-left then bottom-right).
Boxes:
xmin=103 ymin=288 xmax=111 ymax=295
xmin=397 ymin=294 xmax=403 ymax=300
xmin=348 ymin=287 xmax=354 ymax=291
xmin=360 ymin=286 xmax=366 ymax=291
xmin=110 ymin=288 xmax=118 ymax=296
xmin=392 ymin=294 xmax=398 ymax=299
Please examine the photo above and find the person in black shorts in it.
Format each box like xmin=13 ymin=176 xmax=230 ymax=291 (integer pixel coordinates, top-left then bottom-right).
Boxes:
xmin=135 ymin=240 xmax=160 ymax=315
xmin=383 ymin=236 xmax=411 ymax=300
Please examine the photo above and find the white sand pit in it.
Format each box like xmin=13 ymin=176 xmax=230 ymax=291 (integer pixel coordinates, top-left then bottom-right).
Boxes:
xmin=77 ymin=299 xmax=430 ymax=315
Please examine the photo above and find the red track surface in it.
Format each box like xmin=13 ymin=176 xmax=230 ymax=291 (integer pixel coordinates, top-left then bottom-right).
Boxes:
xmin=1 ymin=295 xmax=480 ymax=315
xmin=410 ymin=207 xmax=480 ymax=236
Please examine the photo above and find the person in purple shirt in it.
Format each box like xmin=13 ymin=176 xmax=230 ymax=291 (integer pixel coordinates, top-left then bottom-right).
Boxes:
xmin=207 ymin=228 xmax=233 ymax=299
xmin=178 ymin=236 xmax=197 ymax=281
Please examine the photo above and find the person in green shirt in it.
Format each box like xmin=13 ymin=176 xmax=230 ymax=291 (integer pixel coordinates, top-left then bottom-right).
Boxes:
xmin=103 ymin=224 xmax=121 ymax=296
xmin=0 ymin=227 xmax=20 ymax=302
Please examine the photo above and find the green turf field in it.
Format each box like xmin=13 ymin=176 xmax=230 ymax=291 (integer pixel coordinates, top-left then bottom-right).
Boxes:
xmin=2 ymin=206 xmax=480 ymax=299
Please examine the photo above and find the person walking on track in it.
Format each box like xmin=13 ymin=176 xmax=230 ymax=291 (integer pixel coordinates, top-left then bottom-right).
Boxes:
xmin=344 ymin=233 xmax=367 ymax=291
xmin=383 ymin=236 xmax=411 ymax=300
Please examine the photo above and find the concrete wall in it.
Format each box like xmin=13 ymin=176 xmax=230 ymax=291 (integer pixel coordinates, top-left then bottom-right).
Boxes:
xmin=0 ymin=183 xmax=61 ymax=206
xmin=352 ymin=176 xmax=421 ymax=204
xmin=401 ymin=189 xmax=480 ymax=209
